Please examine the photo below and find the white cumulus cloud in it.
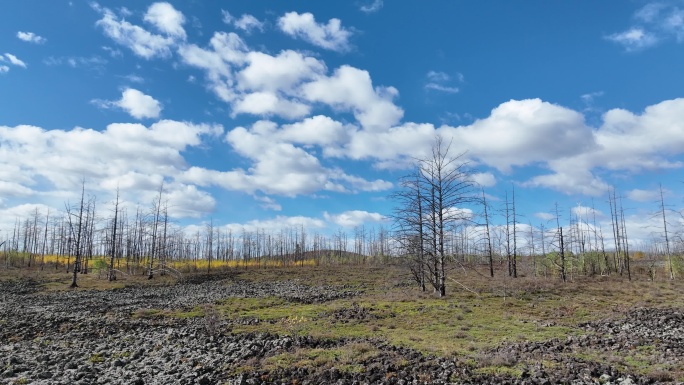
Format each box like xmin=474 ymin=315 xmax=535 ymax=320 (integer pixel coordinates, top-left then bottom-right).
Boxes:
xmin=571 ymin=205 xmax=604 ymax=219
xmin=627 ymin=188 xmax=660 ymax=202
xmin=279 ymin=115 xmax=351 ymax=147
xmin=93 ymin=88 xmax=163 ymax=119
xmin=0 ymin=120 xmax=222 ymax=218
xmin=278 ymin=12 xmax=352 ymax=52
xmin=233 ymin=14 xmax=265 ymax=33
xmin=16 ymin=31 xmax=47 ymax=44
xmin=238 ymin=50 xmax=326 ymax=93
xmin=144 ymin=2 xmax=186 ymax=39
xmin=324 ymin=210 xmax=387 ymax=228
xmin=3 ymin=53 xmax=27 ymax=68
xmin=177 ymin=118 xmax=392 ymax=197
xmin=232 ymin=91 xmax=311 ymax=119
xmin=534 ymin=212 xmax=555 ymax=221
xmin=606 ymin=28 xmax=658 ymax=51
xmin=220 ymin=215 xmax=326 ymax=233
xmin=178 ymin=31 xmax=249 ymax=104
xmin=95 ymin=5 xmax=177 ymax=59
xmin=301 ymin=65 xmax=403 ymax=130
xmin=472 ymin=172 xmax=496 ymax=187
xmin=444 ymin=99 xmax=595 ymax=172
xmin=221 ymin=10 xmax=234 ymax=24
xmin=318 ymin=96 xmax=684 ymax=197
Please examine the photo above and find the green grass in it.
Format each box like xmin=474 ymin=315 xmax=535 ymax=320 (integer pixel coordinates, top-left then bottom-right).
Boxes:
xmin=88 ymin=353 xmax=105 ymax=363
xmin=208 ymin=285 xmax=580 ymax=358
xmin=263 ymin=342 xmax=378 ymax=372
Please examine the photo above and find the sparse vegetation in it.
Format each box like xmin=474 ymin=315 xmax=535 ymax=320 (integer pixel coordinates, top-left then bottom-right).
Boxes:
xmin=17 ymin=262 xmax=679 ymax=379
xmin=88 ymin=353 xmax=105 ymax=363
xmin=2 ymin=261 xmax=684 ymax=382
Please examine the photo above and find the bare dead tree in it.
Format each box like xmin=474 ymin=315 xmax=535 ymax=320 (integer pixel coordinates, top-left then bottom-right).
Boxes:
xmin=481 ymin=189 xmax=494 ymax=277
xmin=66 ymin=181 xmax=87 ymax=288
xmin=393 ymin=136 xmax=477 ymax=297
xmin=609 ymin=189 xmax=623 ymax=275
xmin=148 ymin=183 xmax=164 ymax=279
xmin=512 ymin=185 xmax=518 ymax=278
xmin=559 ymin=227 xmax=566 ymax=282
xmin=527 ymin=220 xmax=536 ymax=277
xmin=619 ymin=195 xmax=631 ymax=281
xmin=552 ymin=203 xmax=566 ymax=282
xmin=589 ymin=199 xmax=610 ymax=275
xmin=392 ymin=171 xmax=427 ymax=291
xmin=206 ymin=218 xmax=213 ymax=275
xmin=299 ymin=225 xmax=307 ymax=267
xmin=658 ymin=184 xmax=675 ymax=279
xmin=82 ymin=195 xmax=96 ymax=275
xmin=159 ymin=201 xmax=169 ymax=276
xmin=40 ymin=208 xmax=49 ymax=270
xmin=108 ymin=187 xmax=120 ymax=281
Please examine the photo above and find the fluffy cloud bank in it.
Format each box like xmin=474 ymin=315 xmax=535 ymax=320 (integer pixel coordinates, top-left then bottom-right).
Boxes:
xmin=0 ymin=120 xmax=222 ymax=218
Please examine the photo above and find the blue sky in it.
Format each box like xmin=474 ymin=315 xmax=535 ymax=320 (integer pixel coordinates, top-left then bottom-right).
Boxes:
xmin=2 ymin=0 xmax=684 ymax=246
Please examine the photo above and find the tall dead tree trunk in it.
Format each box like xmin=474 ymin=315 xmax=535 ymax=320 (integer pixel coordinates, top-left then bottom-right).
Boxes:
xmin=206 ymin=219 xmax=213 ymax=275
xmin=527 ymin=221 xmax=536 ymax=277
xmin=553 ymin=203 xmax=566 ymax=282
xmin=108 ymin=188 xmax=120 ymax=281
xmin=609 ymin=189 xmax=622 ymax=275
xmin=82 ymin=196 xmax=95 ymax=275
xmin=482 ymin=189 xmax=494 ymax=278
xmin=619 ymin=195 xmax=631 ymax=281
xmin=40 ymin=209 xmax=49 ymax=271
xmin=511 ymin=185 xmax=518 ymax=278
xmin=67 ymin=182 xmax=86 ymax=288
xmin=504 ymin=191 xmax=512 ymax=277
xmin=659 ymin=184 xmax=674 ymax=280
xmin=148 ymin=183 xmax=164 ymax=279
xmin=559 ymin=227 xmax=566 ymax=282
xmin=160 ymin=203 xmax=168 ymax=276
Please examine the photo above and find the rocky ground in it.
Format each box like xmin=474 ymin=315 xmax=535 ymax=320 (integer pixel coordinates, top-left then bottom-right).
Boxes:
xmin=0 ymin=277 xmax=682 ymax=384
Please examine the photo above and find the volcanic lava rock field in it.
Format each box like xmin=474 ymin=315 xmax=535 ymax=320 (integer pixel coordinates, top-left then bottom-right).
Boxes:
xmin=1 ymin=270 xmax=682 ymax=384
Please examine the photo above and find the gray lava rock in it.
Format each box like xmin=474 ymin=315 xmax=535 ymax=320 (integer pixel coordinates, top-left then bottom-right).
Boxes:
xmin=1 ymin=275 xmax=679 ymax=385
